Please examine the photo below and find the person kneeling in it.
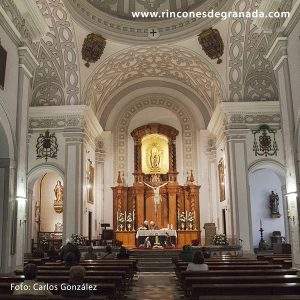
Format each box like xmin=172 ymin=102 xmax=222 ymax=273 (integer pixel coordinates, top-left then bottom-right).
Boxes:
xmin=186 ymin=251 xmax=208 ymax=271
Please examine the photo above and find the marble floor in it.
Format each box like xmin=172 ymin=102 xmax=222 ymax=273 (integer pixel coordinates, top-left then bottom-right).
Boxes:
xmin=125 ymin=272 xmax=186 ymax=300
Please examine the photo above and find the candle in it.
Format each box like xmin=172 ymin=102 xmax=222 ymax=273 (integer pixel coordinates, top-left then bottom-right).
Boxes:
xmin=260 ymin=219 xmax=262 ymax=228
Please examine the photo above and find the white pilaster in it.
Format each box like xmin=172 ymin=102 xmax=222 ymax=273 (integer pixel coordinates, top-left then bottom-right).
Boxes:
xmin=226 ymin=128 xmax=253 ymax=252
xmin=63 ymin=132 xmax=84 ymax=240
xmin=267 ymin=37 xmax=300 ymax=268
xmin=15 ymin=47 xmax=38 ymax=268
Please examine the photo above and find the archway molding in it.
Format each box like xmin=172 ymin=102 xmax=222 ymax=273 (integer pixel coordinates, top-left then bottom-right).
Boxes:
xmin=114 ymin=94 xmax=196 ymax=179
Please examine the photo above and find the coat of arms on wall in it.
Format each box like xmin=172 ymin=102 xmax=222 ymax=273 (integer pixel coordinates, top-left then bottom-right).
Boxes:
xmin=87 ymin=160 xmax=95 ymax=204
xmin=218 ymin=159 xmax=225 ymax=202
xmin=82 ymin=33 xmax=106 ymax=67
xmin=198 ymin=28 xmax=224 ymax=64
xmin=36 ymin=130 xmax=58 ymax=161
xmin=252 ymin=125 xmax=278 ymax=157
xmin=54 ymin=180 xmax=63 ymax=213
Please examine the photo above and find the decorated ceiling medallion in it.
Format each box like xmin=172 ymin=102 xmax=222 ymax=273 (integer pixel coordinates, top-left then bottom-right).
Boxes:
xmin=198 ymin=28 xmax=224 ymax=64
xmin=82 ymin=33 xmax=106 ymax=67
xmin=36 ymin=130 xmax=58 ymax=161
xmin=252 ymin=125 xmax=278 ymax=157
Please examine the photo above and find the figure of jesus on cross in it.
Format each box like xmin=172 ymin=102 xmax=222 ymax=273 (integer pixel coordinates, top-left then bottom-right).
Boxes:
xmin=143 ymin=177 xmax=168 ymax=213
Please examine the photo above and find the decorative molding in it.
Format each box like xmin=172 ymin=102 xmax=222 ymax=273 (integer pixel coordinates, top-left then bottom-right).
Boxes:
xmin=115 ymin=94 xmax=196 ymax=178
xmin=84 ymin=45 xmax=225 ymax=120
xmin=0 ymin=0 xmax=39 ymax=57
xmin=64 ymin=0 xmax=235 ymax=43
xmin=266 ymin=37 xmax=288 ymax=71
xmin=32 ymin=0 xmax=80 ymax=106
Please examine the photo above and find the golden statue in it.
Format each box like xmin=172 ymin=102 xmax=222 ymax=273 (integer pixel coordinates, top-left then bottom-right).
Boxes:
xmin=54 ymin=180 xmax=63 ymax=213
xmin=149 ymin=144 xmax=161 ymax=171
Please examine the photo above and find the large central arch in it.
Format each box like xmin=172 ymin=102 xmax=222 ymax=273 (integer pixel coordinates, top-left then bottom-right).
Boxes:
xmin=82 ymin=45 xmax=226 ymax=128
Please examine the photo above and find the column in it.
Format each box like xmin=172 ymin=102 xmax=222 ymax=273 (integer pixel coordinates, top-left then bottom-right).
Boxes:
xmin=95 ymin=142 xmax=105 ymax=236
xmin=134 ymin=183 xmax=145 ymax=226
xmin=225 ymin=128 xmax=253 ymax=252
xmin=168 ymin=183 xmax=178 ymax=228
xmin=0 ymin=158 xmax=16 ymax=272
xmin=267 ymin=37 xmax=300 ymax=267
xmin=63 ymin=132 xmax=85 ymax=240
xmin=15 ymin=47 xmax=38 ymax=268
xmin=207 ymin=147 xmax=219 ymax=227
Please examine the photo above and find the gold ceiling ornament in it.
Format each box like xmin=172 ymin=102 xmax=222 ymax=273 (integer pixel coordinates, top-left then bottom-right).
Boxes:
xmin=141 ymin=134 xmax=169 ymax=175
xmin=198 ymin=28 xmax=224 ymax=64
xmin=82 ymin=33 xmax=106 ymax=67
xmin=54 ymin=180 xmax=63 ymax=213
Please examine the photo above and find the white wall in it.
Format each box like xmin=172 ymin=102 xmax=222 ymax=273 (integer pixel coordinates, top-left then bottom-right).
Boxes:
xmin=249 ymin=169 xmax=286 ymax=248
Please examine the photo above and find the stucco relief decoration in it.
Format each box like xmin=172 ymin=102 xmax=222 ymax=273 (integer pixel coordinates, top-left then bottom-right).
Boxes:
xmin=84 ymin=46 xmax=224 ymax=118
xmin=36 ymin=130 xmax=58 ymax=161
xmin=82 ymin=33 xmax=106 ymax=67
xmin=32 ymin=0 xmax=80 ymax=106
xmin=54 ymin=180 xmax=64 ymax=213
xmin=228 ymin=0 xmax=279 ymax=102
xmin=252 ymin=125 xmax=278 ymax=157
xmin=198 ymin=28 xmax=224 ymax=64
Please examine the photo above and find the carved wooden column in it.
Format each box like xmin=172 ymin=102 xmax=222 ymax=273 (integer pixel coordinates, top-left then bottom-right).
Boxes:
xmin=134 ymin=182 xmax=145 ymax=227
xmin=167 ymin=183 xmax=178 ymax=228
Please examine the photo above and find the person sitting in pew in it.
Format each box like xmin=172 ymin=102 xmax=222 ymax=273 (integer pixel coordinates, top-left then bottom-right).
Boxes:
xmin=47 ymin=246 xmax=59 ymax=262
xmin=179 ymin=245 xmax=194 ymax=262
xmin=60 ymin=239 xmax=81 ymax=263
xmin=116 ymin=245 xmax=130 ymax=259
xmin=84 ymin=246 xmax=97 ymax=260
xmin=12 ymin=263 xmax=53 ymax=296
xmin=64 ymin=252 xmax=78 ymax=268
xmin=60 ymin=266 xmax=93 ymax=298
xmin=186 ymin=251 xmax=209 ymax=272
xmin=101 ymin=245 xmax=115 ymax=259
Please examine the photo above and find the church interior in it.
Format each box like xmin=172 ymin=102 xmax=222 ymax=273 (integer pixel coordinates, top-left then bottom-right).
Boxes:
xmin=0 ymin=0 xmax=300 ymax=299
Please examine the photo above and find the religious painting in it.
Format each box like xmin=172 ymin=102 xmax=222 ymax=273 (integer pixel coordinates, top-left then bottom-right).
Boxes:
xmin=218 ymin=159 xmax=226 ymax=202
xmin=87 ymin=160 xmax=95 ymax=204
xmin=54 ymin=180 xmax=63 ymax=213
xmin=141 ymin=133 xmax=169 ymax=174
xmin=0 ymin=44 xmax=7 ymax=90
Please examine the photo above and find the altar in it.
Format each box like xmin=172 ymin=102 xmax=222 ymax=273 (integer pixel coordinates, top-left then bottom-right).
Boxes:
xmin=112 ymin=123 xmax=201 ymax=248
xmin=136 ymin=229 xmax=177 ymax=247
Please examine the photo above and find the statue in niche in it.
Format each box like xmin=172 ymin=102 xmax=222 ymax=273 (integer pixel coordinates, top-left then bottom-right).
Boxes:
xmin=54 ymin=180 xmax=63 ymax=213
xmin=150 ymin=144 xmax=161 ymax=171
xmin=269 ymin=191 xmax=281 ymax=218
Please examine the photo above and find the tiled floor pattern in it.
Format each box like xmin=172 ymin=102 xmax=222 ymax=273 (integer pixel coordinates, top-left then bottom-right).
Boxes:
xmin=126 ymin=272 xmax=186 ymax=300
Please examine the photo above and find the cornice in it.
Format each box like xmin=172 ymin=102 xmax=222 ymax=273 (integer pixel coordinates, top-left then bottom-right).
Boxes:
xmin=29 ymin=105 xmax=103 ymax=139
xmin=266 ymin=37 xmax=288 ymax=70
xmin=18 ymin=47 xmax=39 ymax=78
xmin=282 ymin=0 xmax=300 ymax=36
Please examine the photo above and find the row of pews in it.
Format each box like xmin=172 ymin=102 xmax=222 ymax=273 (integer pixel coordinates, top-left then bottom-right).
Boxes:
xmin=174 ymin=254 xmax=300 ymax=300
xmin=0 ymin=258 xmax=138 ymax=300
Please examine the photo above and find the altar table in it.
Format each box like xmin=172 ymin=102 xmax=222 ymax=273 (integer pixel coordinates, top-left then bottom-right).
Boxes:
xmin=136 ymin=229 xmax=177 ymax=247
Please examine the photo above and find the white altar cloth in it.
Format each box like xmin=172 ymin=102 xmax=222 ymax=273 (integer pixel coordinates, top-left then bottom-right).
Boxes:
xmin=136 ymin=229 xmax=177 ymax=238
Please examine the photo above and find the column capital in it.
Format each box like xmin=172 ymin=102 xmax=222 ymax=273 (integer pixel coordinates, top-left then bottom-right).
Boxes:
xmin=225 ymin=128 xmax=249 ymax=143
xmin=18 ymin=46 xmax=39 ymax=78
xmin=266 ymin=36 xmax=288 ymax=71
xmin=63 ymin=131 xmax=84 ymax=144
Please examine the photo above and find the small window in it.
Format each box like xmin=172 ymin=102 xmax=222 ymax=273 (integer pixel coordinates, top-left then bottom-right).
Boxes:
xmin=0 ymin=44 xmax=7 ymax=90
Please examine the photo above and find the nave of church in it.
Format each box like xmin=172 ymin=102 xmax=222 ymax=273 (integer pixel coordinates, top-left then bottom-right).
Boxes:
xmin=0 ymin=0 xmax=300 ymax=299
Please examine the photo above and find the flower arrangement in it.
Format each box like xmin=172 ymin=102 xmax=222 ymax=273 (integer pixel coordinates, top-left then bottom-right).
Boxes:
xmin=70 ymin=233 xmax=86 ymax=246
xmin=213 ymin=234 xmax=228 ymax=246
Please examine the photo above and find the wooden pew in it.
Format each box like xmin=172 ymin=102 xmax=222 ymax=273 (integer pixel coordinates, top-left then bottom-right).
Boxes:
xmin=184 ymin=275 xmax=300 ymax=295
xmin=190 ymin=283 xmax=300 ymax=300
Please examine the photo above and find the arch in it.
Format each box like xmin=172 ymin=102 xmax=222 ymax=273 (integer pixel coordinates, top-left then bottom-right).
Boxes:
xmin=114 ymin=94 xmax=196 ymax=179
xmin=82 ymin=45 xmax=226 ymax=122
xmin=0 ymin=97 xmax=15 ymax=159
xmin=248 ymin=159 xmax=286 ymax=183
xmin=28 ymin=163 xmax=65 ymax=190
xmin=248 ymin=159 xmax=288 ymax=249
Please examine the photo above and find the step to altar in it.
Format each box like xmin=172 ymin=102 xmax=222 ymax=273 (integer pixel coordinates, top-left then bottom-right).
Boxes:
xmin=130 ymin=249 xmax=180 ymax=272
